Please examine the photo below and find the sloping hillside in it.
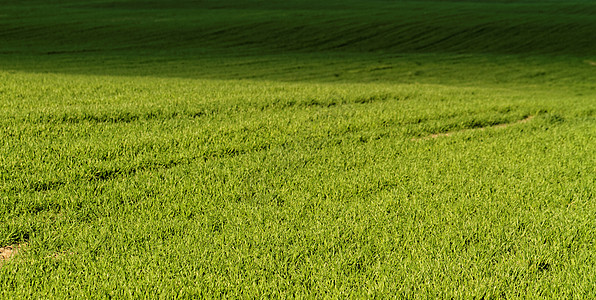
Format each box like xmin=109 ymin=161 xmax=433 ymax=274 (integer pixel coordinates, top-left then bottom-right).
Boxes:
xmin=0 ymin=0 xmax=595 ymax=56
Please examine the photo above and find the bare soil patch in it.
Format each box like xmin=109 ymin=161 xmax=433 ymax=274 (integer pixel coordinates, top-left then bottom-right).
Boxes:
xmin=0 ymin=244 xmax=22 ymax=265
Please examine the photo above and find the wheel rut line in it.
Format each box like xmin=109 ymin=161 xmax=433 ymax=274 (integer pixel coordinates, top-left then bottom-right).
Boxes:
xmin=412 ymin=115 xmax=534 ymax=141
xmin=85 ymin=144 xmax=272 ymax=182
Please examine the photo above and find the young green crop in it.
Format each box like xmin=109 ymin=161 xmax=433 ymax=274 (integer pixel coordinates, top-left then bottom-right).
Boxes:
xmin=0 ymin=0 xmax=595 ymax=298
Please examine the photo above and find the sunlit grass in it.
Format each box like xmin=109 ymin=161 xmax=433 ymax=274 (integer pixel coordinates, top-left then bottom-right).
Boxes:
xmin=0 ymin=0 xmax=595 ymax=298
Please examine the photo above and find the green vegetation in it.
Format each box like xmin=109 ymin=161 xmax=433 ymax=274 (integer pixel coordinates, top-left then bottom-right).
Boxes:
xmin=0 ymin=0 xmax=595 ymax=298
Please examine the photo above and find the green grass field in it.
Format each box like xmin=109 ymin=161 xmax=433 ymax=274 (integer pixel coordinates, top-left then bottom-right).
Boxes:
xmin=1 ymin=0 xmax=595 ymax=298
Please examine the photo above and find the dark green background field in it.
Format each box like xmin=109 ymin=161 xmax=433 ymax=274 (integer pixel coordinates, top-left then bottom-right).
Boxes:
xmin=0 ymin=0 xmax=595 ymax=298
